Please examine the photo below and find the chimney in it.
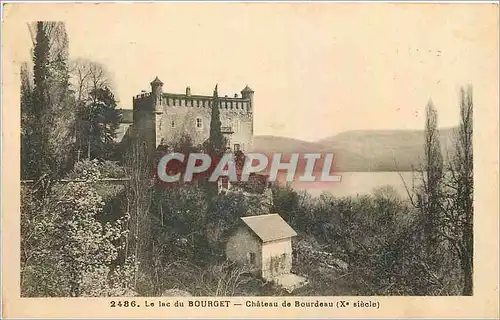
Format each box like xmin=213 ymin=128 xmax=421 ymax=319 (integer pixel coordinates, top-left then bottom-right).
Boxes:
xmin=186 ymin=86 xmax=191 ymax=96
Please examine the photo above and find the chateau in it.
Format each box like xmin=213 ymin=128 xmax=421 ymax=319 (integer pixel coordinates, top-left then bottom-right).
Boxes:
xmin=118 ymin=77 xmax=254 ymax=157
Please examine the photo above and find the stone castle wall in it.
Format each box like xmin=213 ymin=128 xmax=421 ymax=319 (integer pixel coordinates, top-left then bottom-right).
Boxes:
xmin=133 ymin=83 xmax=254 ymax=153
xmin=155 ymin=97 xmax=253 ymax=152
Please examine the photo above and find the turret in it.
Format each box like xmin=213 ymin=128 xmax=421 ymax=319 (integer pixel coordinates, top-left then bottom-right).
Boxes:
xmin=151 ymin=76 xmax=163 ymax=95
xmin=241 ymin=85 xmax=254 ymax=109
xmin=150 ymin=76 xmax=164 ymax=109
xmin=241 ymin=85 xmax=254 ymax=99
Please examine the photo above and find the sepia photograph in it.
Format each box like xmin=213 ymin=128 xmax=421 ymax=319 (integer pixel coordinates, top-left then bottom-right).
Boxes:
xmin=2 ymin=2 xmax=499 ymax=319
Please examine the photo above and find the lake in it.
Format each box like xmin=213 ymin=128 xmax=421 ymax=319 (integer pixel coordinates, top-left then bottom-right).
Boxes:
xmin=284 ymin=171 xmax=419 ymax=199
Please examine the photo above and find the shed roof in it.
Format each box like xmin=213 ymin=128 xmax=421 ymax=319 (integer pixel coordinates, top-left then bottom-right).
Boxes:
xmin=241 ymin=214 xmax=297 ymax=243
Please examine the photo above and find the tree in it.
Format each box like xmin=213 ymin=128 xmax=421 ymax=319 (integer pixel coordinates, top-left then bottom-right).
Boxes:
xmin=69 ymin=58 xmax=115 ymax=162
xmin=23 ymin=21 xmax=76 ymax=179
xmin=70 ymin=58 xmax=112 ymax=104
xmin=28 ymin=21 xmax=53 ymax=178
xmin=69 ymin=58 xmax=117 ymax=161
xmin=402 ymin=99 xmax=463 ymax=295
xmin=124 ymin=134 xmax=154 ymax=289
xmin=421 ymin=100 xmax=444 ymax=251
xmin=21 ymin=62 xmax=35 ymax=179
xmin=206 ymin=84 xmax=226 ymax=156
xmin=442 ymin=86 xmax=474 ymax=295
xmin=400 ymin=89 xmax=474 ymax=295
xmin=77 ymin=87 xmax=121 ymax=160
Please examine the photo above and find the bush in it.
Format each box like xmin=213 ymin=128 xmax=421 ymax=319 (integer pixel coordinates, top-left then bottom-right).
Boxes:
xmin=20 ymin=162 xmax=133 ymax=297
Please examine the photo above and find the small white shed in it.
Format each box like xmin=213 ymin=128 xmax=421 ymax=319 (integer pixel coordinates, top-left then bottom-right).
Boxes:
xmin=225 ymin=213 xmax=298 ymax=281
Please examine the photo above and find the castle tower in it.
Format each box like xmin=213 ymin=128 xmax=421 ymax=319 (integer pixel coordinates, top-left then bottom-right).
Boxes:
xmin=150 ymin=76 xmax=164 ymax=109
xmin=241 ymin=85 xmax=255 ymax=140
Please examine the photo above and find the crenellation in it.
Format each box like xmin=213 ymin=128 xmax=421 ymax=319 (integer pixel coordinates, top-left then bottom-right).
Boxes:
xmin=155 ymin=92 xmax=251 ymax=110
xmin=133 ymin=92 xmax=152 ymax=101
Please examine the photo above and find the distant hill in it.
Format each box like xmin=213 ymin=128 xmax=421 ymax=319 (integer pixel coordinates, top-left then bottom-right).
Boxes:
xmin=251 ymin=135 xmax=365 ymax=173
xmin=252 ymin=128 xmax=458 ymax=172
xmin=251 ymin=135 xmax=324 ymax=153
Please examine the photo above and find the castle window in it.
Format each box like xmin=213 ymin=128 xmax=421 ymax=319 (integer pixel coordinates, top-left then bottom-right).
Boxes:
xmin=234 ymin=144 xmax=241 ymax=152
xmin=234 ymin=119 xmax=241 ymax=132
xmin=171 ymin=120 xmax=175 ymax=128
xmin=196 ymin=117 xmax=203 ymax=129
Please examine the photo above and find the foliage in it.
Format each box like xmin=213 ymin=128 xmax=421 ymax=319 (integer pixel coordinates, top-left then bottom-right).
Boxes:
xmin=400 ymin=87 xmax=474 ymax=295
xmin=21 ymin=162 xmax=134 ymax=297
xmin=22 ymin=21 xmax=76 ymax=179
xmin=269 ymin=183 xmax=463 ymax=295
xmin=438 ymin=86 xmax=474 ymax=295
xmin=449 ymin=86 xmax=474 ymax=295
xmin=21 ymin=22 xmax=120 ymax=179
xmin=420 ymin=100 xmax=445 ymax=251
xmin=270 ymin=183 xmax=301 ymax=226
xmin=21 ymin=62 xmax=35 ymax=179
xmin=76 ymin=87 xmax=121 ymax=161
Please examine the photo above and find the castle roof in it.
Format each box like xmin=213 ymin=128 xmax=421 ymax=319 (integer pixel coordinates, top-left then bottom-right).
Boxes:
xmin=151 ymin=76 xmax=164 ymax=86
xmin=241 ymin=214 xmax=297 ymax=242
xmin=241 ymin=85 xmax=254 ymax=93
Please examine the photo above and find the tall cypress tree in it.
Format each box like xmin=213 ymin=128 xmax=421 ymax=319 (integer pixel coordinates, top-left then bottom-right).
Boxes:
xmin=207 ymin=84 xmax=225 ymax=156
xmin=21 ymin=63 xmax=35 ymax=179
xmin=24 ymin=21 xmax=74 ymax=179
xmin=30 ymin=21 xmax=52 ymax=178
xmin=423 ymin=100 xmax=443 ymax=251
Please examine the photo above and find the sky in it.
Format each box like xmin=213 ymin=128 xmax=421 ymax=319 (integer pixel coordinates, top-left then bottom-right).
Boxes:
xmin=10 ymin=3 xmax=499 ymax=141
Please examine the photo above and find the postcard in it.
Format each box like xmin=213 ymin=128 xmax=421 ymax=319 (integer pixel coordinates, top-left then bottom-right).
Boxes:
xmin=2 ymin=2 xmax=499 ymax=318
